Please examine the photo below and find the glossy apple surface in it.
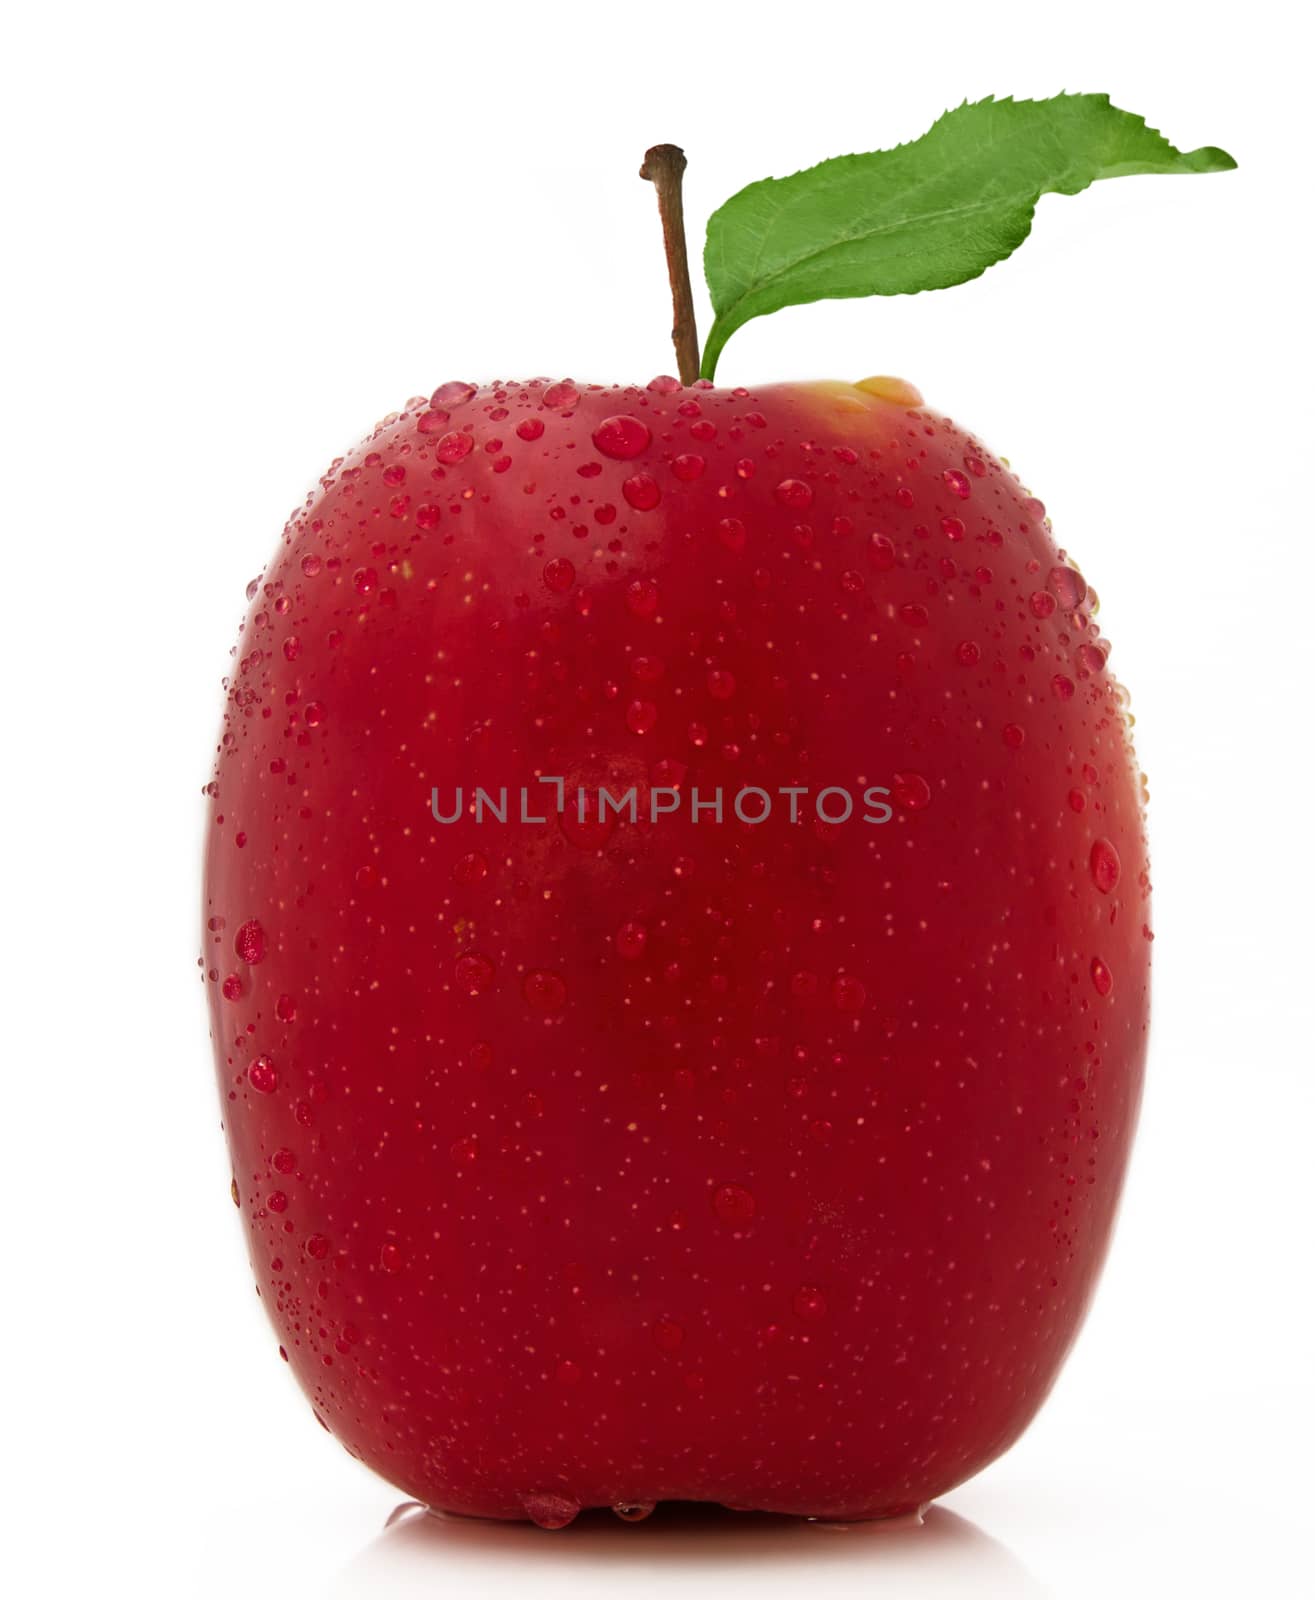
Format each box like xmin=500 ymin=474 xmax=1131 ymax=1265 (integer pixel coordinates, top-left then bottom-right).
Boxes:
xmin=203 ymin=375 xmax=1149 ymax=1523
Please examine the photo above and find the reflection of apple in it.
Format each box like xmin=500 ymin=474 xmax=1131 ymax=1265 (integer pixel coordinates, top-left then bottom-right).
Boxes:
xmin=334 ymin=1502 xmax=1049 ymax=1598
xmin=203 ymin=372 xmax=1148 ymax=1524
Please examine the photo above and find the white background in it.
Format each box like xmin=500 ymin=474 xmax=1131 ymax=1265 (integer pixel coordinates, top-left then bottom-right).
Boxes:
xmin=4 ymin=3 xmax=1311 ymax=1596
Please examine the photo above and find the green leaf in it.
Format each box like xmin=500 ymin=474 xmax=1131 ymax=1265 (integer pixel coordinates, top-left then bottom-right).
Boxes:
xmin=699 ymin=94 xmax=1235 ymax=379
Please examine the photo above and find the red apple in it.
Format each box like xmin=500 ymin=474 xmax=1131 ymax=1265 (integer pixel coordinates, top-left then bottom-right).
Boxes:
xmin=203 ymin=373 xmax=1149 ymax=1524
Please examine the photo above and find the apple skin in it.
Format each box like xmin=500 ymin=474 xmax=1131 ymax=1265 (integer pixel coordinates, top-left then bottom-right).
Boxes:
xmin=203 ymin=376 xmax=1149 ymax=1523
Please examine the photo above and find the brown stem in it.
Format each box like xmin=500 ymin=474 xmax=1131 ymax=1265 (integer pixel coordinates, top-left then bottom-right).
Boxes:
xmin=640 ymin=144 xmax=700 ymax=385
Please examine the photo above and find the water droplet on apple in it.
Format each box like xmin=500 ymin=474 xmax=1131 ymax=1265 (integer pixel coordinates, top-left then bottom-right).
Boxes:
xmin=943 ymin=469 xmax=971 ymax=499
xmin=436 ymin=431 xmax=474 ymax=465
xmin=235 ymin=919 xmax=267 ymax=964
xmin=519 ymin=1492 xmax=580 ymax=1530
xmin=892 ymin=772 xmax=932 ymax=811
xmin=1052 ymin=674 xmax=1075 ymax=700
xmin=1048 ymin=565 xmax=1087 ymax=611
xmin=1090 ymin=956 xmax=1114 ymax=997
xmin=775 ymin=478 xmax=813 ymax=510
xmin=647 ymin=374 xmax=681 ymax=394
xmin=430 ymin=381 xmax=476 ymax=408
xmin=625 ymin=578 xmax=659 ymax=618
xmin=455 ymin=953 xmax=496 ymax=995
xmin=613 ymin=1502 xmax=656 ymax=1522
xmin=542 ymin=381 xmax=580 ymax=410
xmin=868 ymin=533 xmax=897 ymax=571
xmin=221 ymin=973 xmax=242 ymax=1001
xmin=248 ymin=1055 xmax=278 ymax=1094
xmin=672 ymin=453 xmax=705 ymax=482
xmin=543 ymin=557 xmax=575 ymax=593
xmin=623 ymin=473 xmax=661 ymax=510
xmin=626 ymin=699 xmax=658 ymax=734
xmin=1090 ymin=839 xmax=1121 ymax=894
xmin=593 ymin=415 xmax=652 ymax=460
xmin=712 ymin=1183 xmax=757 ymax=1225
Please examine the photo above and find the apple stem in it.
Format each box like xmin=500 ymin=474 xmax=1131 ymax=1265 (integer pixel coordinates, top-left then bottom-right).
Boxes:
xmin=640 ymin=144 xmax=700 ymax=386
